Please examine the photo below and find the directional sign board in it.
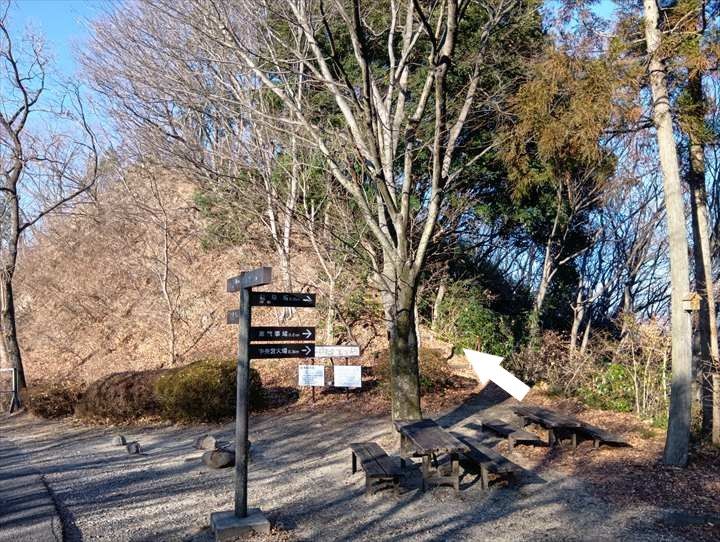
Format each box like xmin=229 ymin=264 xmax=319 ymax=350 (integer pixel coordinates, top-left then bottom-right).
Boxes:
xmin=227 ymin=266 xmax=272 ymax=292
xmin=249 ymin=343 xmax=315 ymax=359
xmin=250 ymin=326 xmax=315 ymax=341
xmin=250 ymin=291 xmax=316 ymax=308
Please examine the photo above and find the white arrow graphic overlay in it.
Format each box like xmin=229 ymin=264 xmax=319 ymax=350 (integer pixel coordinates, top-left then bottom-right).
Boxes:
xmin=463 ymin=349 xmax=531 ymax=401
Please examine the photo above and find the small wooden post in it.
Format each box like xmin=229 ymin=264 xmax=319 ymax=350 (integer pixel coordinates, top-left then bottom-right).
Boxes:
xmin=311 ymin=359 xmax=316 ymax=403
xmin=234 ymin=284 xmax=251 ymax=518
xmin=344 ymin=357 xmax=350 ymax=400
xmin=713 ymin=374 xmax=720 ymax=446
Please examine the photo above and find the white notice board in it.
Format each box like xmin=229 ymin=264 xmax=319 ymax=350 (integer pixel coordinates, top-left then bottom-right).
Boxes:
xmin=333 ymin=365 xmax=362 ymax=388
xmin=298 ymin=365 xmax=325 ymax=387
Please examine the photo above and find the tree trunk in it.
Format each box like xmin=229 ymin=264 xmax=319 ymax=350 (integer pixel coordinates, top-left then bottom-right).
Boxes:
xmin=570 ymin=283 xmax=585 ymax=354
xmin=580 ymin=314 xmax=592 ymax=355
xmin=388 ymin=279 xmax=422 ymax=421
xmin=0 ymin=276 xmax=25 ymax=391
xmin=431 ymin=282 xmax=446 ymax=332
xmin=643 ymin=0 xmax=693 ymax=466
xmin=325 ymin=277 xmax=336 ymax=344
xmin=686 ymin=54 xmax=717 ymax=437
xmin=530 ymin=185 xmax=563 ymax=339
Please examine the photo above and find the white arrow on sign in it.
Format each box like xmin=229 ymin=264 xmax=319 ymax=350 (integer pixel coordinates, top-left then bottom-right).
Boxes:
xmin=301 ymin=345 xmax=313 ymax=357
xmin=302 ymin=329 xmax=313 ymax=339
xmin=463 ymin=348 xmax=531 ymax=401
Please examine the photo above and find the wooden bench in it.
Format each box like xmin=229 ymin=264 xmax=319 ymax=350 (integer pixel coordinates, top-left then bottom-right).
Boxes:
xmin=576 ymin=422 xmax=629 ymax=449
xmin=479 ymin=419 xmax=544 ymax=452
xmin=451 ymin=432 xmax=524 ymax=490
xmin=350 ymin=442 xmax=402 ymax=495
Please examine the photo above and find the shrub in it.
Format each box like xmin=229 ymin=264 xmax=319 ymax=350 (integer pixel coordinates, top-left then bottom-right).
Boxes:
xmin=155 ymin=359 xmax=263 ymax=422
xmin=375 ymin=348 xmax=474 ymax=396
xmin=432 ymin=283 xmax=515 ymax=357
xmin=76 ymin=370 xmax=165 ymax=422
xmin=505 ymin=331 xmax=593 ymax=393
xmin=25 ymin=380 xmax=84 ymax=419
xmin=579 ymin=363 xmax=635 ymax=413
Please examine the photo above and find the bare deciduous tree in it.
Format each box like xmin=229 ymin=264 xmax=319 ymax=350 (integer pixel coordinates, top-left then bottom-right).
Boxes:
xmin=0 ymin=6 xmax=98 ymax=402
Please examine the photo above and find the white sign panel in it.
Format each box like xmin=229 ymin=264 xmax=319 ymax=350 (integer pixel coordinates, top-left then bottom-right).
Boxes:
xmin=333 ymin=365 xmax=362 ymax=388
xmin=314 ymin=345 xmax=360 ymax=358
xmin=298 ymin=364 xmax=325 ymax=387
xmin=464 ymin=348 xmax=530 ymax=401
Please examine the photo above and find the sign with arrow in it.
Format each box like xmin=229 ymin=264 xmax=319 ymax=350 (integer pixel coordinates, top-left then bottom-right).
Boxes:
xmin=250 ymin=292 xmax=316 ymax=307
xmin=249 ymin=343 xmax=315 ymax=359
xmin=463 ymin=348 xmax=531 ymax=401
xmin=250 ymin=326 xmax=315 ymax=341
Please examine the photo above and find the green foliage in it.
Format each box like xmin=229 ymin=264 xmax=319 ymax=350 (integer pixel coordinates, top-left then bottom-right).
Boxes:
xmin=579 ymin=363 xmax=635 ymax=413
xmin=433 ymin=283 xmax=516 ymax=357
xmin=155 ymin=359 xmax=263 ymax=423
xmin=25 ymin=381 xmax=84 ymax=419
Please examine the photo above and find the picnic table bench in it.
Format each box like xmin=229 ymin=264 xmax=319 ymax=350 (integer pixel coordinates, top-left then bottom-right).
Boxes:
xmin=576 ymin=422 xmax=629 ymax=449
xmin=451 ymin=432 xmax=524 ymax=490
xmin=350 ymin=442 xmax=402 ymax=494
xmin=395 ymin=419 xmax=468 ymax=494
xmin=514 ymin=405 xmax=582 ymax=448
xmin=479 ymin=419 xmax=544 ymax=451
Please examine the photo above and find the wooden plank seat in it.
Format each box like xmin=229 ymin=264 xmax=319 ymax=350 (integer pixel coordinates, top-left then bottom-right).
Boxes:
xmin=350 ymin=442 xmax=402 ymax=495
xmin=513 ymin=405 xmax=582 ymax=448
xmin=576 ymin=422 xmax=629 ymax=449
xmin=480 ymin=419 xmax=544 ymax=451
xmin=451 ymin=432 xmax=524 ymax=490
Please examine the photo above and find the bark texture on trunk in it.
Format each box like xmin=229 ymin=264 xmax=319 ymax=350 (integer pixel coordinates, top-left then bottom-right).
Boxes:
xmin=643 ymin=0 xmax=693 ymax=466
xmin=388 ymin=280 xmax=422 ymax=421
xmin=1 ymin=277 xmax=25 ymax=390
xmin=686 ymin=60 xmax=718 ymax=437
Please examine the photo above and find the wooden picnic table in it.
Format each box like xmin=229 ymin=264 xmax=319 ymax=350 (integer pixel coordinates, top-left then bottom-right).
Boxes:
xmin=394 ymin=419 xmax=468 ymax=493
xmin=513 ymin=405 xmax=582 ymax=447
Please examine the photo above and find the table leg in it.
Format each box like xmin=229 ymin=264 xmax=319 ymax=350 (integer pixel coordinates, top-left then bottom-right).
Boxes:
xmin=480 ymin=465 xmax=489 ymax=490
xmin=421 ymin=455 xmax=430 ymax=492
xmin=451 ymin=453 xmax=460 ymax=494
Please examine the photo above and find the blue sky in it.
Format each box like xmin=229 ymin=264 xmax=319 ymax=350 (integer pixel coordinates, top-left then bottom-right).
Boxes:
xmin=10 ymin=0 xmax=104 ymax=79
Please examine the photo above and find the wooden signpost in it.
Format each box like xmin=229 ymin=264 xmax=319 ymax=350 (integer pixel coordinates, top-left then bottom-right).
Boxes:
xmin=212 ymin=265 xmax=359 ymax=540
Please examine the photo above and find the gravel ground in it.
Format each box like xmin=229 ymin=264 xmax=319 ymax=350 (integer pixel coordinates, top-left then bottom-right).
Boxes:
xmin=0 ymin=391 xmax=694 ymax=542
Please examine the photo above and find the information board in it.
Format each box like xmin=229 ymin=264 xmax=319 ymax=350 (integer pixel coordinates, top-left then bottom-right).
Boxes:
xmin=333 ymin=365 xmax=362 ymax=388
xmin=298 ymin=364 xmax=325 ymax=387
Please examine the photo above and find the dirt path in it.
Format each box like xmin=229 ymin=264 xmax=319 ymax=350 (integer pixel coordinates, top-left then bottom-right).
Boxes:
xmin=0 ymin=391 xmax=693 ymax=541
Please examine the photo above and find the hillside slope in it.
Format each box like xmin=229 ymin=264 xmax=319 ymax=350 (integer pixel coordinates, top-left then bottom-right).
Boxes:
xmin=14 ymin=173 xmax=332 ymax=384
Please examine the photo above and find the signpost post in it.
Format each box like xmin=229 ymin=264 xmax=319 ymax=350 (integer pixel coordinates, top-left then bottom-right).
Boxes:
xmin=212 ymin=265 xmax=360 ymax=540
xmin=210 ymin=266 xmax=272 ymax=540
